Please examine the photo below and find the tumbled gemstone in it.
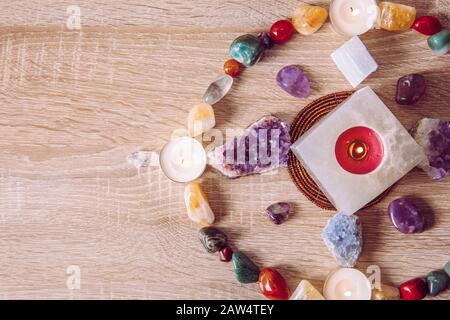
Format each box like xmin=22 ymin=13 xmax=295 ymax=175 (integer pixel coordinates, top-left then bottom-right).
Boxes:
xmin=265 ymin=202 xmax=292 ymax=225
xmin=202 ymin=75 xmax=233 ymax=105
xmin=258 ymin=268 xmax=290 ymax=300
xmin=184 ymin=182 xmax=215 ymax=226
xmin=232 ymin=251 xmax=260 ymax=284
xmin=292 ymin=2 xmax=328 ymax=35
xmin=198 ymin=227 xmax=227 ymax=253
xmin=395 ymin=74 xmax=426 ymax=105
xmin=377 ymin=2 xmax=416 ymax=31
xmin=372 ymin=284 xmax=401 ymax=300
xmin=411 ymin=119 xmax=449 ymax=180
xmin=229 ymin=34 xmax=265 ymax=67
xmin=413 ymin=16 xmax=442 ymax=36
xmin=445 ymin=261 xmax=450 ymax=277
xmin=258 ymin=32 xmax=274 ymax=49
xmin=426 ymin=270 xmax=449 ymax=296
xmin=223 ymin=59 xmax=240 ymax=78
xmin=388 ymin=198 xmax=425 ymax=234
xmin=218 ymin=246 xmax=233 ymax=262
xmin=269 ymin=20 xmax=294 ymax=44
xmin=399 ymin=278 xmax=427 ymax=300
xmin=187 ymin=103 xmax=215 ymax=137
xmin=322 ymin=213 xmax=362 ymax=267
xmin=290 ymin=280 xmax=324 ymax=300
xmin=427 ymin=29 xmax=450 ymax=56
xmin=208 ymin=115 xmax=291 ymax=178
xmin=276 ymin=65 xmax=311 ymax=98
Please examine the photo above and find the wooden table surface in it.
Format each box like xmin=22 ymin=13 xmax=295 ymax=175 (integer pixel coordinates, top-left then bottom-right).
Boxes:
xmin=0 ymin=0 xmax=449 ymax=300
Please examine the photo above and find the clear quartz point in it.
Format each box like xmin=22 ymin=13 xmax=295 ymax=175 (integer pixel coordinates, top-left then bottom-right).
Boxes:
xmin=202 ymin=75 xmax=233 ymax=105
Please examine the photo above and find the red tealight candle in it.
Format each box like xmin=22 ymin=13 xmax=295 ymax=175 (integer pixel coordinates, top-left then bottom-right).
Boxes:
xmin=335 ymin=126 xmax=384 ymax=175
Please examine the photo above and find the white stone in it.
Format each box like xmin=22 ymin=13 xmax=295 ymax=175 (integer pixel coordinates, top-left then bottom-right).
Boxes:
xmin=331 ymin=36 xmax=378 ymax=88
xmin=291 ymin=87 xmax=426 ymax=215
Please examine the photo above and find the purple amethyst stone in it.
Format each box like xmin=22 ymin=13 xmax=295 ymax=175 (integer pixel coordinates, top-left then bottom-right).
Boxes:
xmin=395 ymin=74 xmax=426 ymax=105
xmin=411 ymin=118 xmax=449 ymax=180
xmin=258 ymin=32 xmax=274 ymax=49
xmin=207 ymin=115 xmax=291 ymax=178
xmin=265 ymin=202 xmax=292 ymax=225
xmin=388 ymin=198 xmax=425 ymax=234
xmin=276 ymin=65 xmax=311 ymax=99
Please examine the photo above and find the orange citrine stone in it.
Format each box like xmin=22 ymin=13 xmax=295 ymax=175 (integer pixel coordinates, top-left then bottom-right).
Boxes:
xmin=258 ymin=267 xmax=290 ymax=300
xmin=377 ymin=2 xmax=416 ymax=31
xmin=224 ymin=59 xmax=241 ymax=78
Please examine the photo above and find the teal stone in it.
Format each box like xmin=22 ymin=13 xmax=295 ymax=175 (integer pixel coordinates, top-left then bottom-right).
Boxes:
xmin=229 ymin=34 xmax=265 ymax=67
xmin=232 ymin=251 xmax=260 ymax=284
xmin=427 ymin=29 xmax=450 ymax=55
xmin=445 ymin=261 xmax=450 ymax=277
xmin=426 ymin=270 xmax=450 ymax=296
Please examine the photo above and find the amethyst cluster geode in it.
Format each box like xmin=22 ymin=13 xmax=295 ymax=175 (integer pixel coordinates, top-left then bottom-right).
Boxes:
xmin=208 ymin=115 xmax=291 ymax=178
xmin=411 ymin=118 xmax=450 ymax=180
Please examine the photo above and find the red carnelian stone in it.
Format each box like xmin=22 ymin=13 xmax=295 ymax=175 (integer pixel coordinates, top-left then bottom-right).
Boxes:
xmin=413 ymin=16 xmax=442 ymax=36
xmin=224 ymin=59 xmax=241 ymax=78
xmin=218 ymin=246 xmax=233 ymax=262
xmin=258 ymin=267 xmax=290 ymax=300
xmin=269 ymin=20 xmax=294 ymax=44
xmin=399 ymin=278 xmax=428 ymax=300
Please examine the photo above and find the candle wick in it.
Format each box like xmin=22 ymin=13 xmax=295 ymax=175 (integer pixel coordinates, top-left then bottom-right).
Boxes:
xmin=350 ymin=6 xmax=360 ymax=16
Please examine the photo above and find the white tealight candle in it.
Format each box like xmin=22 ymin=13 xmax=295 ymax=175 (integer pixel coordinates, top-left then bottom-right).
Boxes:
xmin=159 ymin=136 xmax=207 ymax=183
xmin=330 ymin=0 xmax=378 ymax=37
xmin=323 ymin=268 xmax=372 ymax=300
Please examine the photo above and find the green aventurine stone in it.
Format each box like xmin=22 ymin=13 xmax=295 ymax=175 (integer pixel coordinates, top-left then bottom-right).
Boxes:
xmin=232 ymin=251 xmax=260 ymax=284
xmin=426 ymin=270 xmax=450 ymax=296
xmin=445 ymin=261 xmax=450 ymax=277
xmin=427 ymin=29 xmax=450 ymax=55
xmin=229 ymin=34 xmax=265 ymax=67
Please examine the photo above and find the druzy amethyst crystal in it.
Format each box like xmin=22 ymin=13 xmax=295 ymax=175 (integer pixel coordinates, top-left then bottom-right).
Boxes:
xmin=322 ymin=213 xmax=362 ymax=268
xmin=411 ymin=118 xmax=449 ymax=180
xmin=207 ymin=115 xmax=291 ymax=178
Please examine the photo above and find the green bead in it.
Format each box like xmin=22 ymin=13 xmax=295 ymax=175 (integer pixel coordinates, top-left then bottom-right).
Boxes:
xmin=229 ymin=34 xmax=265 ymax=67
xmin=232 ymin=251 xmax=260 ymax=283
xmin=427 ymin=29 xmax=450 ymax=55
xmin=445 ymin=261 xmax=450 ymax=277
xmin=426 ymin=270 xmax=450 ymax=296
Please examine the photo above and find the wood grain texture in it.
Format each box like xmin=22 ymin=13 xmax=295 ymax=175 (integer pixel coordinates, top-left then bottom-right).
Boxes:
xmin=0 ymin=0 xmax=449 ymax=300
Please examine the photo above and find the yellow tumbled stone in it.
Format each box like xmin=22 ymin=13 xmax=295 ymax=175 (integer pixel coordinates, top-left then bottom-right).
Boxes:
xmin=377 ymin=2 xmax=416 ymax=31
xmin=184 ymin=182 xmax=215 ymax=226
xmin=290 ymin=280 xmax=325 ymax=300
xmin=371 ymin=284 xmax=401 ymax=300
xmin=292 ymin=2 xmax=328 ymax=35
xmin=187 ymin=103 xmax=215 ymax=137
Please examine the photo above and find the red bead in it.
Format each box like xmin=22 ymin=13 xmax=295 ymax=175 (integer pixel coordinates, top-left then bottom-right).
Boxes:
xmin=399 ymin=278 xmax=428 ymax=300
xmin=258 ymin=267 xmax=290 ymax=300
xmin=223 ymin=59 xmax=241 ymax=78
xmin=269 ymin=20 xmax=294 ymax=44
xmin=218 ymin=246 xmax=233 ymax=262
xmin=413 ymin=16 xmax=442 ymax=36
